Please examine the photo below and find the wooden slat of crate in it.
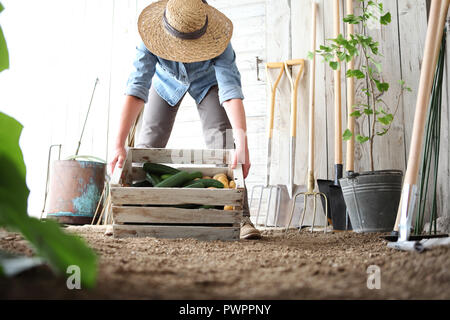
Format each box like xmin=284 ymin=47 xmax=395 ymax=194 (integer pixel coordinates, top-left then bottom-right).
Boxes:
xmin=112 ymin=206 xmax=241 ymax=225
xmin=131 ymin=148 xmax=232 ymax=165
xmin=113 ymin=224 xmax=240 ymax=241
xmin=110 ymin=187 xmax=243 ymax=206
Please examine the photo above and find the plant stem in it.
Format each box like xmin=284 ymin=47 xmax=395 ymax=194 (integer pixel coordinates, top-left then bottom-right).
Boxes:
xmin=361 ymin=43 xmax=376 ymax=171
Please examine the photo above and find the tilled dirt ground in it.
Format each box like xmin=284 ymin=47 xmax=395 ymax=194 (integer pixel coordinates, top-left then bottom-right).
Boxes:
xmin=1 ymin=226 xmax=449 ymax=299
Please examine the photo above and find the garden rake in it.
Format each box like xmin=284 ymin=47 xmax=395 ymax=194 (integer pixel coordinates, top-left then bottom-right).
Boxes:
xmin=285 ymin=3 xmax=328 ymax=234
xmin=286 ymin=2 xmax=328 ymax=233
xmin=250 ymin=62 xmax=285 ymax=227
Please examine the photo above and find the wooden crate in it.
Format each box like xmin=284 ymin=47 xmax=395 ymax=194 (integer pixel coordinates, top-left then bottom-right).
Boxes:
xmin=110 ymin=148 xmax=244 ymax=241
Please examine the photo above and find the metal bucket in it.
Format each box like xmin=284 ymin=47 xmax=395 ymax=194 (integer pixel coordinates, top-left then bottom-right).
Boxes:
xmin=46 ymin=160 xmax=106 ymax=225
xmin=339 ymin=170 xmax=403 ymax=233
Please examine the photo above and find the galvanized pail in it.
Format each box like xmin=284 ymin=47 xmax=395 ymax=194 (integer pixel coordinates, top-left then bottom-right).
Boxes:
xmin=340 ymin=170 xmax=403 ymax=233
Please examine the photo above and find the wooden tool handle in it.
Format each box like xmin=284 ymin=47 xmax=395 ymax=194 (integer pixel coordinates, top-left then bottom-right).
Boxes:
xmin=265 ymin=63 xmax=285 ymax=139
xmin=333 ymin=0 xmax=343 ymax=165
xmin=308 ymin=2 xmax=318 ymax=176
xmin=393 ymin=0 xmax=450 ymax=232
xmin=284 ymin=60 xmax=305 ymax=138
xmin=266 ymin=62 xmax=285 ymax=69
xmin=345 ymin=0 xmax=355 ymax=172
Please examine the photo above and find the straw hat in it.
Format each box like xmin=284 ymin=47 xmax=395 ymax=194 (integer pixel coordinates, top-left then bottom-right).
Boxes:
xmin=138 ymin=0 xmax=233 ymax=63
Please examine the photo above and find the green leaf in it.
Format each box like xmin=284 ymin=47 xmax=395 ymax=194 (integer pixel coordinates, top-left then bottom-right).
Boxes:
xmin=350 ymin=110 xmax=362 ymax=117
xmin=329 ymin=61 xmax=339 ymax=70
xmin=0 ymin=113 xmax=28 ymax=217
xmin=334 ymin=33 xmax=347 ymax=46
xmin=375 ymin=80 xmax=389 ymax=92
xmin=337 ymin=51 xmax=347 ymax=61
xmin=0 ymin=27 xmax=9 ymax=73
xmin=363 ymin=108 xmax=374 ymax=115
xmin=343 ymin=129 xmax=353 ymax=141
xmin=319 ymin=45 xmax=332 ymax=53
xmin=347 ymin=69 xmax=365 ymax=79
xmin=307 ymin=51 xmax=315 ymax=60
xmin=356 ymin=135 xmax=370 ymax=143
xmin=378 ymin=114 xmax=394 ymax=125
xmin=0 ymin=112 xmax=98 ymax=288
xmin=343 ymin=14 xmax=361 ymax=24
xmin=0 ymin=3 xmax=9 ymax=73
xmin=380 ymin=12 xmax=391 ymax=25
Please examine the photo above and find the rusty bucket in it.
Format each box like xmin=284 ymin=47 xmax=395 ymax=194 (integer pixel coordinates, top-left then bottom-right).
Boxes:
xmin=46 ymin=160 xmax=106 ymax=225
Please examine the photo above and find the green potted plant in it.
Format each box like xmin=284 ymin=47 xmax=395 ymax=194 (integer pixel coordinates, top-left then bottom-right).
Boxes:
xmin=314 ymin=0 xmax=411 ymax=232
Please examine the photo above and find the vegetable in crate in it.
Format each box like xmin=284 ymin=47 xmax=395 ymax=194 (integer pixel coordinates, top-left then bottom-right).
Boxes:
xmin=213 ymin=173 xmax=229 ymax=188
xmin=160 ymin=174 xmax=173 ymax=180
xmin=154 ymin=171 xmax=192 ymax=187
xmin=187 ymin=171 xmax=203 ymax=180
xmin=132 ymin=180 xmax=153 ymax=187
xmin=183 ymin=181 xmax=205 ymax=188
xmin=143 ymin=162 xmax=180 ymax=175
xmin=194 ymin=179 xmax=224 ymax=188
xmin=146 ymin=172 xmax=161 ymax=185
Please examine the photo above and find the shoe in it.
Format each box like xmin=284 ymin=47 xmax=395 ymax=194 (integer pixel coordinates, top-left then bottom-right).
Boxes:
xmin=240 ymin=216 xmax=262 ymax=240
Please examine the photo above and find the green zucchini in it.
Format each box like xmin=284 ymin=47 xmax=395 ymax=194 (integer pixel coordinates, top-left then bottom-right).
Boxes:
xmin=187 ymin=171 xmax=203 ymax=180
xmin=199 ymin=205 xmax=215 ymax=209
xmin=183 ymin=181 xmax=205 ymax=188
xmin=154 ymin=171 xmax=191 ymax=188
xmin=143 ymin=162 xmax=180 ymax=175
xmin=173 ymin=204 xmax=203 ymax=209
xmin=132 ymin=180 xmax=153 ymax=187
xmin=193 ymin=179 xmax=224 ymax=188
xmin=161 ymin=174 xmax=173 ymax=180
xmin=146 ymin=173 xmax=161 ymax=186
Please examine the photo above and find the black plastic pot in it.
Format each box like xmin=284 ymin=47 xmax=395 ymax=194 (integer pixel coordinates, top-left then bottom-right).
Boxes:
xmin=339 ymin=170 xmax=403 ymax=233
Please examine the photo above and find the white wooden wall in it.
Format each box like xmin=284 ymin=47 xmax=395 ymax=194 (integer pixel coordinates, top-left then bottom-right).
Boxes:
xmin=0 ymin=0 xmax=448 ymax=224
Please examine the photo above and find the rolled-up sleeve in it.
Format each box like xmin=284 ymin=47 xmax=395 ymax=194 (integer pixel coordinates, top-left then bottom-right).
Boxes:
xmin=213 ymin=43 xmax=244 ymax=105
xmin=125 ymin=41 xmax=157 ymax=103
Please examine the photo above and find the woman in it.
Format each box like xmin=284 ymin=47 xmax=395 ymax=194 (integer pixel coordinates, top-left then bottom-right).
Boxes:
xmin=110 ymin=0 xmax=261 ymax=239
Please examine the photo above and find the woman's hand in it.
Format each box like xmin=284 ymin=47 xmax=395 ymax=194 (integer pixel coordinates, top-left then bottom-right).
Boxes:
xmin=222 ymin=99 xmax=251 ymax=179
xmin=110 ymin=146 xmax=127 ymax=174
xmin=232 ymin=144 xmax=251 ymax=179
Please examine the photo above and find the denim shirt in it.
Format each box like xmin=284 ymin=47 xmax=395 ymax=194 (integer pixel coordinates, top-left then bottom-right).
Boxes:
xmin=125 ymin=41 xmax=244 ymax=106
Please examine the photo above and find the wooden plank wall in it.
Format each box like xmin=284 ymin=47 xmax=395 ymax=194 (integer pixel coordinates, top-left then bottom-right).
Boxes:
xmin=270 ymin=0 xmax=448 ymax=224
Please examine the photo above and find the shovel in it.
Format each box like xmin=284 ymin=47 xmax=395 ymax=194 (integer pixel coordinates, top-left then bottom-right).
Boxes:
xmin=284 ymin=59 xmax=306 ymax=198
xmin=317 ymin=0 xmax=347 ymax=229
xmin=393 ymin=0 xmax=450 ymax=241
xmin=250 ymin=62 xmax=285 ymax=227
xmin=270 ymin=59 xmax=307 ymax=228
xmin=252 ymin=61 xmax=306 ymax=227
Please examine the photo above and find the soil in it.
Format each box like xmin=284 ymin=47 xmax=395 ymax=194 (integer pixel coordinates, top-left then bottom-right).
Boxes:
xmin=1 ymin=226 xmax=449 ymax=300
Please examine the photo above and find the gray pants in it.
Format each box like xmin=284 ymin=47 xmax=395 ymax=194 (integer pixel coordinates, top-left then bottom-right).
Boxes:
xmin=136 ymin=85 xmax=250 ymax=217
